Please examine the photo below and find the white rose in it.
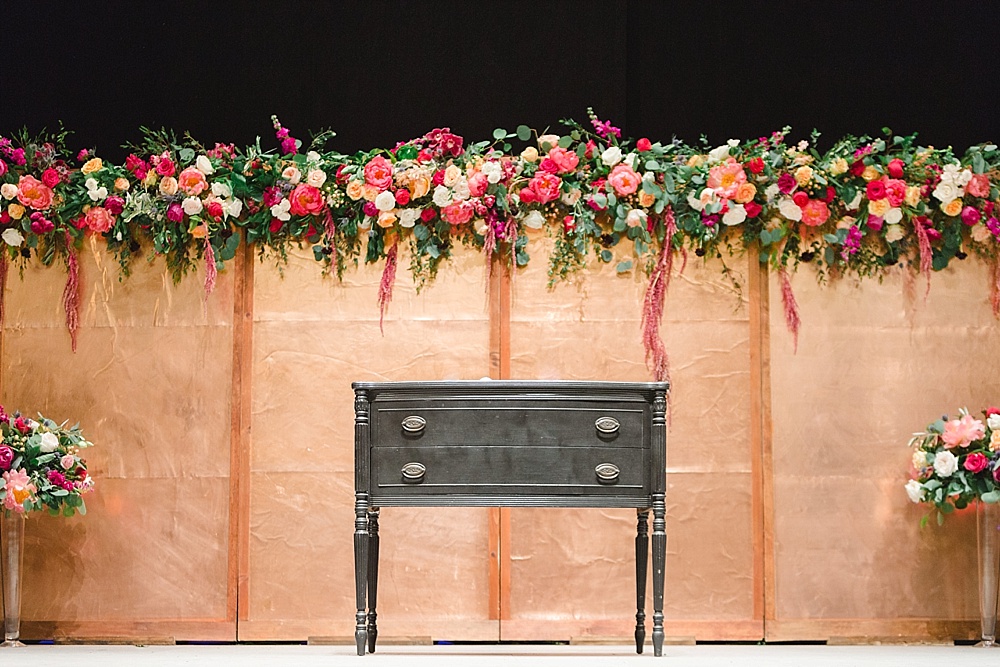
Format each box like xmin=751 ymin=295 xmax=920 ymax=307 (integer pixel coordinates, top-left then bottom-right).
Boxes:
xmin=764 ymin=183 xmax=780 ymax=202
xmin=885 ymin=225 xmax=905 ymax=243
xmin=196 ymin=155 xmax=215 ymax=175
xmin=625 ymin=208 xmax=647 ymax=228
xmin=270 ymin=199 xmax=291 ymax=221
xmin=432 ymin=185 xmax=452 ymax=208
xmin=601 ymin=146 xmax=623 ymax=167
xmin=911 ymin=450 xmax=928 ymax=470
xmin=39 ymin=431 xmax=60 ymax=453
xmin=452 ymin=178 xmax=470 ymax=201
xmin=224 ymin=198 xmax=243 ymax=219
xmin=443 ymin=165 xmax=462 ymax=188
xmin=374 ymin=190 xmax=396 ymax=212
xmin=778 ymin=199 xmax=802 ymax=222
xmin=972 ymin=223 xmax=993 ymax=243
xmin=722 ymin=204 xmax=747 ymax=226
xmin=182 ymin=196 xmax=203 ymax=216
xmin=988 ymin=414 xmax=1000 ymax=431
xmin=281 ymin=166 xmax=301 ymax=185
xmin=474 ymin=218 xmax=488 ymax=235
xmin=707 ymin=144 xmax=731 ymax=164
xmin=904 ymin=479 xmax=924 ymax=504
xmin=0 ymin=183 xmax=17 ymax=200
xmin=957 ymin=168 xmax=972 ymax=187
xmin=884 ymin=207 xmax=903 ymax=225
xmin=398 ymin=209 xmax=420 ymax=228
xmin=211 ymin=182 xmax=232 ymax=198
xmin=933 ymin=450 xmax=959 ymax=477
xmin=624 ymin=152 xmax=639 ymax=170
xmin=847 ymin=191 xmax=863 ymax=210
xmin=481 ymin=161 xmax=502 ymax=184
xmin=305 ymin=151 xmax=321 ymax=164
xmin=522 ymin=210 xmax=545 ymax=229
xmin=933 ymin=181 xmax=959 ymax=204
xmin=307 ymin=169 xmax=327 ymax=188
xmin=2 ymin=228 xmax=24 ymax=246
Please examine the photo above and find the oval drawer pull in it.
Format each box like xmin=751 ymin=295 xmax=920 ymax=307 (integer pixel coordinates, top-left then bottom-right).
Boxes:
xmin=401 ymin=415 xmax=426 ymax=434
xmin=595 ymin=463 xmax=620 ymax=483
xmin=401 ymin=462 xmax=426 ymax=482
xmin=595 ymin=416 xmax=620 ymax=435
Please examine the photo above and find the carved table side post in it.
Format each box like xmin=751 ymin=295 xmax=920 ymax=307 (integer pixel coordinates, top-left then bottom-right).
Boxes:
xmin=367 ymin=508 xmax=380 ymax=653
xmin=353 ymin=388 xmax=371 ymax=656
xmin=635 ymin=508 xmax=649 ymax=654
xmin=651 ymin=388 xmax=668 ymax=657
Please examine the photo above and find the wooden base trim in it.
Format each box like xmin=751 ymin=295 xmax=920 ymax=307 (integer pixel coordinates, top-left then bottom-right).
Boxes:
xmin=500 ymin=618 xmax=764 ymax=642
xmin=237 ymin=618 xmax=500 ymax=642
xmin=764 ymin=618 xmax=978 ymax=642
xmin=21 ymin=620 xmax=236 ymax=642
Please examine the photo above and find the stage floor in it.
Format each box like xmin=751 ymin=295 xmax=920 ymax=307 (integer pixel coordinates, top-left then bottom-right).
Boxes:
xmin=5 ymin=643 xmax=993 ymax=666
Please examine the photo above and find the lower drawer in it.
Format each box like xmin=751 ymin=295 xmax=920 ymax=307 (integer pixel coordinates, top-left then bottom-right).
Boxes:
xmin=371 ymin=445 xmax=648 ymax=498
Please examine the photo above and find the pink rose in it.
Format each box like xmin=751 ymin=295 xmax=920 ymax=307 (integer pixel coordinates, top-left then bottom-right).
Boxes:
xmin=866 ymin=215 xmax=884 ymax=231
xmin=0 ymin=160 xmax=7 ymax=177
xmin=394 ymin=189 xmax=410 ymax=206
xmin=156 ymin=157 xmax=176 ymax=177
xmin=467 ymin=171 xmax=488 ymax=198
xmin=60 ymin=454 xmax=75 ymax=470
xmin=363 ymin=156 xmax=393 ymax=190
xmin=967 ymin=173 xmax=991 ymax=198
xmin=885 ymin=179 xmax=906 ymax=207
xmin=776 ymin=173 xmax=796 ymax=194
xmin=85 ymin=206 xmax=114 ymax=233
xmin=887 ymin=158 xmax=905 ymax=179
xmin=961 ymin=206 xmax=981 ymax=226
xmin=105 ymin=195 xmax=125 ymax=216
xmin=608 ymin=164 xmax=640 ymax=196
xmin=538 ymin=158 xmax=559 ymax=173
xmin=441 ymin=201 xmax=474 ymax=225
xmin=16 ymin=175 xmax=54 ymax=210
xmin=964 ymin=452 xmax=989 ymax=474
xmin=177 ymin=167 xmax=208 ymax=196
xmin=41 ymin=168 xmax=60 ymax=188
xmin=362 ymin=201 xmax=378 ymax=217
xmin=167 ymin=203 xmax=184 ymax=223
xmin=942 ymin=414 xmax=986 ymax=448
xmin=288 ymin=184 xmax=325 ymax=216
xmin=548 ymin=147 xmax=580 ymax=174
xmin=528 ymin=172 xmax=562 ymax=204
xmin=800 ymin=199 xmax=830 ymax=227
xmin=0 ymin=446 xmax=12 ymax=471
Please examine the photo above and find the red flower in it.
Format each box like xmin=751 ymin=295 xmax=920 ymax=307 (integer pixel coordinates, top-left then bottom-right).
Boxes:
xmin=964 ymin=452 xmax=989 ymax=474
xmin=986 ymin=407 xmax=1000 ymax=417
xmin=849 ymin=160 xmax=866 ymax=177
xmin=41 ymin=168 xmax=60 ymax=188
xmin=420 ymin=208 xmax=436 ymax=222
xmin=743 ymin=201 xmax=762 ymax=218
xmin=395 ymin=189 xmax=410 ymax=206
xmin=887 ymin=158 xmax=905 ymax=179
xmin=777 ymin=173 xmax=796 ymax=194
xmin=636 ymin=138 xmax=652 ymax=152
xmin=824 ymin=186 xmax=836 ymax=203
xmin=866 ymin=179 xmax=887 ymax=201
xmin=207 ymin=201 xmax=224 ymax=220
xmin=269 ymin=218 xmax=284 ymax=234
xmin=747 ymin=157 xmax=765 ymax=174
xmin=792 ymin=191 xmax=809 ymax=207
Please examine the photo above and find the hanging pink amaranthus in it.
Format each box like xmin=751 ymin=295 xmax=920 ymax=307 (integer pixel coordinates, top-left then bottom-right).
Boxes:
xmin=203 ymin=238 xmax=217 ymax=297
xmin=322 ymin=205 xmax=338 ymax=266
xmin=0 ymin=254 xmax=6 ymax=326
xmin=778 ymin=267 xmax=801 ymax=353
xmin=641 ymin=209 xmax=677 ymax=384
xmin=991 ymin=257 xmax=1000 ymax=318
xmin=62 ymin=240 xmax=81 ymax=352
xmin=378 ymin=242 xmax=398 ymax=334
xmin=913 ymin=215 xmax=933 ymax=298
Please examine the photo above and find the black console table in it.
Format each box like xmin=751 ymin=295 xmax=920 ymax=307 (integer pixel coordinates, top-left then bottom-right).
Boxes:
xmin=352 ymin=380 xmax=669 ymax=656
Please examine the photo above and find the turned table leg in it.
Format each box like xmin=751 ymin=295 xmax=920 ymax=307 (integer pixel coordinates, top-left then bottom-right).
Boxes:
xmin=651 ymin=494 xmax=666 ymax=657
xmin=367 ymin=508 xmax=380 ymax=654
xmin=354 ymin=494 xmax=370 ymax=655
xmin=635 ymin=508 xmax=649 ymax=654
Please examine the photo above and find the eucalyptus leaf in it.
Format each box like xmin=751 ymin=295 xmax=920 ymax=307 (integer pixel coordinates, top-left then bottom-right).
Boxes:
xmin=616 ymin=260 xmax=633 ymax=273
xmin=558 ymin=135 xmax=573 ymax=149
xmin=492 ymin=128 xmax=507 ymax=140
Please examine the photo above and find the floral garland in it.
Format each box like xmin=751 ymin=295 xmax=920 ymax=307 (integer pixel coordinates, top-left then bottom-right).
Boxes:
xmin=0 ymin=406 xmax=93 ymax=516
xmin=2 ymin=111 xmax=1000 ymax=379
xmin=906 ymin=407 xmax=1000 ymax=526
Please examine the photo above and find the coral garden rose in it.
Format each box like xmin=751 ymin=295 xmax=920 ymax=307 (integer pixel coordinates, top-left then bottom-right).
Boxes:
xmin=800 ymin=199 xmax=830 ymax=227
xmin=441 ymin=201 xmax=474 ymax=225
xmin=967 ymin=173 xmax=991 ymax=198
xmin=548 ymin=147 xmax=580 ymax=174
xmin=85 ymin=206 xmax=114 ymax=233
xmin=708 ymin=158 xmax=747 ymax=199
xmin=16 ymin=175 xmax=54 ymax=210
xmin=2 ymin=469 xmax=35 ymax=512
xmin=363 ymin=156 xmax=393 ymax=190
xmin=942 ymin=414 xmax=985 ymax=448
xmin=288 ymin=184 xmax=325 ymax=216
xmin=608 ymin=164 xmax=640 ymax=196
xmin=178 ymin=167 xmax=208 ymax=196
xmin=528 ymin=172 xmax=562 ymax=204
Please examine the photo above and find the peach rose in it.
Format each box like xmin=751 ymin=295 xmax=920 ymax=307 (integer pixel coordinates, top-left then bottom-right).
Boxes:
xmin=829 ymin=158 xmax=849 ymax=175
xmin=862 ymin=166 xmax=880 ymax=182
xmin=376 ymin=211 xmax=397 ymax=228
xmin=686 ymin=154 xmax=706 ymax=168
xmin=16 ymin=175 xmax=54 ymax=210
xmin=177 ymin=167 xmax=208 ymax=196
xmin=288 ymin=183 xmax=325 ymax=216
xmin=346 ymin=180 xmax=365 ymax=200
xmin=734 ymin=182 xmax=757 ymax=204
xmin=904 ymin=186 xmax=921 ymax=207
xmin=638 ymin=190 xmax=656 ymax=208
xmin=608 ymin=164 xmax=640 ymax=196
xmin=159 ymin=176 xmax=179 ymax=196
xmin=967 ymin=173 xmax=991 ymax=198
xmin=942 ymin=199 xmax=963 ymax=217
xmin=281 ymin=165 xmax=301 ymax=185
xmin=362 ymin=184 xmax=379 ymax=202
xmin=520 ymin=146 xmax=539 ymax=163
xmin=189 ymin=224 xmax=208 ymax=239
xmin=443 ymin=165 xmax=462 ymax=187
xmin=85 ymin=206 xmax=114 ymax=233
xmin=8 ymin=203 xmax=25 ymax=220
xmin=81 ymin=158 xmax=103 ymax=174
xmin=114 ymin=177 xmax=130 ymax=192
xmin=409 ymin=176 xmax=431 ymax=200
xmin=868 ymin=198 xmax=891 ymax=217
xmin=794 ymin=166 xmax=813 ymax=188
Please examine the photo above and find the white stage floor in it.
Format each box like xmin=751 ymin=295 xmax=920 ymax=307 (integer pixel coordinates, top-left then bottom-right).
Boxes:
xmin=4 ymin=643 xmax=993 ymax=666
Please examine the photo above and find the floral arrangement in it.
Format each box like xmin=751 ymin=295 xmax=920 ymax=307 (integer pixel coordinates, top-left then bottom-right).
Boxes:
xmin=2 ymin=111 xmax=1000 ymax=379
xmin=906 ymin=407 xmax=1000 ymax=525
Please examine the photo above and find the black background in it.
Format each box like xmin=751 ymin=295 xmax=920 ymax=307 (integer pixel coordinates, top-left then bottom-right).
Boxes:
xmin=4 ymin=1 xmax=999 ymax=161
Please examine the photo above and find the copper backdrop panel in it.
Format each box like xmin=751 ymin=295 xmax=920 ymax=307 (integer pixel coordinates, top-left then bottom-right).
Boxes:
xmin=1 ymin=244 xmax=234 ymax=634
xmin=768 ymin=261 xmax=1000 ymax=639
xmin=246 ymin=245 xmax=497 ymax=641
xmin=506 ymin=235 xmax=756 ymax=640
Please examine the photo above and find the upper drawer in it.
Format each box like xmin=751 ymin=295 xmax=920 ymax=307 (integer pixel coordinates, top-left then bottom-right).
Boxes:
xmin=370 ymin=399 xmax=648 ymax=449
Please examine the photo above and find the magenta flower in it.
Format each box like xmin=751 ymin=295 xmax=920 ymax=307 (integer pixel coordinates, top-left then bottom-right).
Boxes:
xmin=964 ymin=452 xmax=989 ymax=473
xmin=0 ymin=446 xmax=12 ymax=471
xmin=166 ymin=203 xmax=184 ymax=223
xmin=961 ymin=206 xmax=981 ymax=226
xmin=777 ymin=173 xmax=797 ymax=194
